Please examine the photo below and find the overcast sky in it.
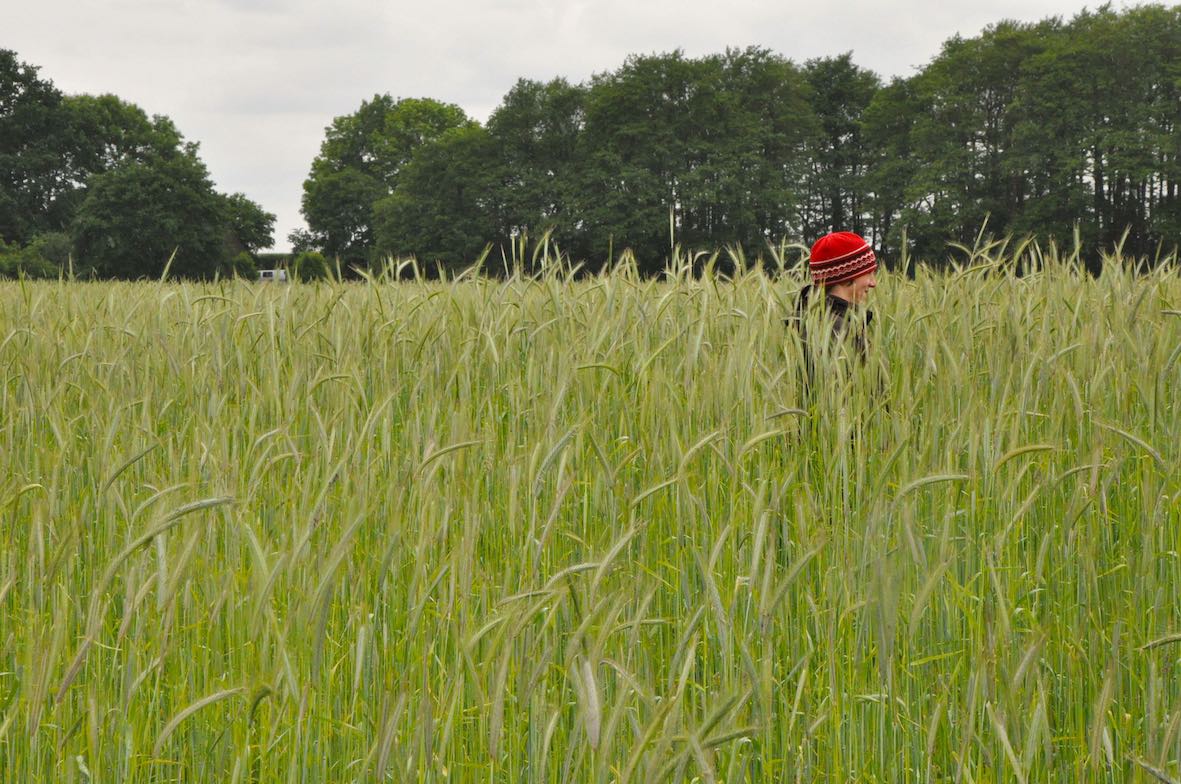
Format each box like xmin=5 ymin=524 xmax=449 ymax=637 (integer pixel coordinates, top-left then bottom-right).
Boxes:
xmin=10 ymin=0 xmax=1117 ymax=251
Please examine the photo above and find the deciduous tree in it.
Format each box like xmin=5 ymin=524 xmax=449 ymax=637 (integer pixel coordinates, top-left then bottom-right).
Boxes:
xmin=301 ymin=95 xmax=473 ymax=266
xmin=72 ymin=147 xmax=230 ymax=279
xmin=372 ymin=125 xmax=502 ymax=271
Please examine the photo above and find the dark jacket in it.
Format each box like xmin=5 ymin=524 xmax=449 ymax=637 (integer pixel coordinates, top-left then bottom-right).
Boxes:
xmin=785 ymin=284 xmax=875 ymax=400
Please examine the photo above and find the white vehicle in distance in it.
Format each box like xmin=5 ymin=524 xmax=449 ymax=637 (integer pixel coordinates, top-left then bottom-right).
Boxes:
xmin=257 ymin=269 xmax=289 ymax=283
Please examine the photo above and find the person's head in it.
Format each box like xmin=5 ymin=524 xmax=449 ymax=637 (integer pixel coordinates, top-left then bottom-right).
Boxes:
xmin=808 ymin=231 xmax=878 ymax=305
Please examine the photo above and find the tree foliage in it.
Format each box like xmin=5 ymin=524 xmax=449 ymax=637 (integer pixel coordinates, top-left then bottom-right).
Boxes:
xmin=300 ymin=95 xmax=473 ymax=266
xmin=0 ymin=49 xmax=274 ymax=278
xmin=880 ymin=6 xmax=1181 ymax=265
xmin=486 ymin=78 xmax=585 ymax=253
xmin=220 ymin=192 xmax=277 ymax=254
xmin=372 ymin=125 xmax=502 ymax=269
xmin=801 ymin=54 xmax=881 ymax=240
xmin=0 ymin=50 xmax=69 ymax=244
xmin=0 ymin=234 xmax=64 ymax=278
xmin=571 ymin=47 xmax=815 ymax=272
xmin=299 ymin=6 xmax=1181 ymax=272
xmin=71 ymin=148 xmax=230 ymax=278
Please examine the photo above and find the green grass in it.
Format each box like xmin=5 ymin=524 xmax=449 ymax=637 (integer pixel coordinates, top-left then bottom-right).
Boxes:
xmin=1 ymin=248 xmax=1179 ymax=782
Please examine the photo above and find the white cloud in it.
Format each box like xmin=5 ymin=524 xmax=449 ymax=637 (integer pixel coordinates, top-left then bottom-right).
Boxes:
xmin=8 ymin=0 xmax=1116 ymax=250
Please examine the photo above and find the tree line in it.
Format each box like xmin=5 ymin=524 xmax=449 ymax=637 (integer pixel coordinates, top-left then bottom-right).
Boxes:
xmin=298 ymin=4 xmax=1180 ymax=275
xmin=0 ymin=50 xmax=274 ymax=279
xmin=2 ymin=4 xmax=1178 ymax=279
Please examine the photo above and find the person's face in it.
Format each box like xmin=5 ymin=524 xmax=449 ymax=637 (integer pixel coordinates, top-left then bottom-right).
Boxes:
xmin=848 ymin=270 xmax=877 ymax=304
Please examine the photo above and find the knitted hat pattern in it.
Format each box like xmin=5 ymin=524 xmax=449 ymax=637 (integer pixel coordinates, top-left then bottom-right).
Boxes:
xmin=809 ymin=231 xmax=877 ymax=286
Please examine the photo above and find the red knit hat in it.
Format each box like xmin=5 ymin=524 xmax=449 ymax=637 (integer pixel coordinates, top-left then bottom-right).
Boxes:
xmin=809 ymin=231 xmax=877 ymax=286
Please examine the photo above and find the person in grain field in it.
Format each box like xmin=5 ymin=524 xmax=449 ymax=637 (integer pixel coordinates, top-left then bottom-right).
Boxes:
xmin=787 ymin=231 xmax=878 ymax=399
